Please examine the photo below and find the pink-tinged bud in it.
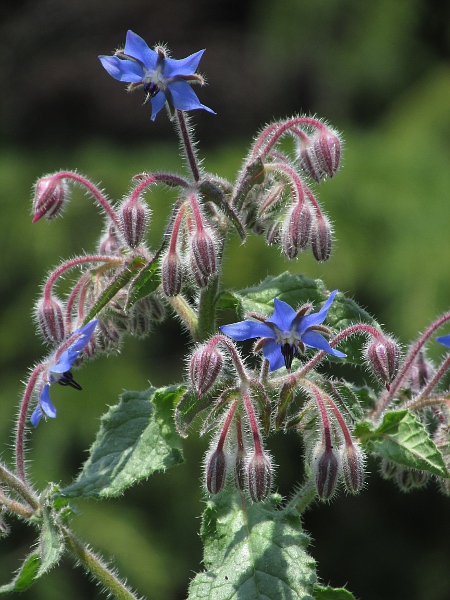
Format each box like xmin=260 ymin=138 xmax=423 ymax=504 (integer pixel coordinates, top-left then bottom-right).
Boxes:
xmin=96 ymin=318 xmax=121 ymax=353
xmin=299 ymin=145 xmax=324 ymax=183
xmin=189 ymin=345 xmax=224 ymax=397
xmin=281 ymin=201 xmax=312 ymax=259
xmin=265 ymin=220 xmax=281 ymax=245
xmin=98 ymin=222 xmax=122 ymax=255
xmin=134 ymin=295 xmax=166 ymax=323
xmin=32 ymin=175 xmax=68 ymax=222
xmin=341 ymin=443 xmax=365 ymax=494
xmin=408 ymin=350 xmax=434 ymax=393
xmin=119 ymin=197 xmax=150 ymax=249
xmin=36 ymin=295 xmax=66 ymax=344
xmin=206 ymin=448 xmax=227 ymax=495
xmin=161 ymin=251 xmax=183 ymax=297
xmin=248 ymin=452 xmax=272 ymax=502
xmin=366 ymin=336 xmax=400 ymax=389
xmin=234 ymin=448 xmax=247 ymax=492
xmin=189 ymin=229 xmax=217 ymax=285
xmin=311 ymin=214 xmax=332 ymax=262
xmin=313 ymin=443 xmax=340 ymax=500
xmin=313 ymin=128 xmax=342 ymax=179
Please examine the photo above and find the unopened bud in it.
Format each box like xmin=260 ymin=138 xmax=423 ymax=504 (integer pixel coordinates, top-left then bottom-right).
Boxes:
xmin=161 ymin=250 xmax=183 ymax=297
xmin=281 ymin=201 xmax=312 ymax=259
xmin=190 ymin=229 xmax=217 ymax=285
xmin=409 ymin=350 xmax=434 ymax=393
xmin=265 ymin=220 xmax=281 ymax=245
xmin=32 ymin=175 xmax=68 ymax=222
xmin=206 ymin=448 xmax=227 ymax=495
xmin=96 ymin=318 xmax=122 ymax=353
xmin=313 ymin=443 xmax=340 ymax=500
xmin=119 ymin=197 xmax=149 ymax=249
xmin=190 ymin=344 xmax=224 ymax=397
xmin=99 ymin=222 xmax=122 ymax=254
xmin=36 ymin=295 xmax=66 ymax=344
xmin=313 ymin=128 xmax=342 ymax=179
xmin=134 ymin=295 xmax=166 ymax=323
xmin=341 ymin=443 xmax=365 ymax=494
xmin=311 ymin=214 xmax=332 ymax=262
xmin=395 ymin=468 xmax=430 ymax=492
xmin=366 ymin=336 xmax=400 ymax=389
xmin=129 ymin=312 xmax=152 ymax=337
xmin=248 ymin=452 xmax=272 ymax=502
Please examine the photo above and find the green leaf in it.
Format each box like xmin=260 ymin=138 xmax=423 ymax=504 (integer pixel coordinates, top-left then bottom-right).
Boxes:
xmin=36 ymin=506 xmax=65 ymax=577
xmin=188 ymin=489 xmax=317 ymax=600
xmin=217 ymin=272 xmax=378 ymax=366
xmin=355 ymin=409 xmax=449 ymax=477
xmin=126 ymin=259 xmax=161 ymax=309
xmin=0 ymin=553 xmax=40 ymax=593
xmin=314 ymin=585 xmax=357 ymax=600
xmin=61 ymin=385 xmax=185 ymax=499
xmin=174 ymin=389 xmax=214 ymax=438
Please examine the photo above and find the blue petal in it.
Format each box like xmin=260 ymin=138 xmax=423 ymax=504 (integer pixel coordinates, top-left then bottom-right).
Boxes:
xmin=220 ymin=320 xmax=274 ymax=342
xmin=30 ymin=405 xmax=43 ymax=427
xmin=163 ymin=50 xmax=205 ymax=78
xmin=301 ymin=329 xmax=346 ymax=358
xmin=262 ymin=339 xmax=285 ymax=371
xmin=150 ymin=91 xmax=167 ymax=120
xmin=437 ymin=334 xmax=450 ymax=348
xmin=124 ymin=30 xmax=158 ymax=71
xmin=40 ymin=384 xmax=57 ymax=419
xmin=165 ymin=80 xmax=215 ymax=113
xmin=99 ymin=55 xmax=144 ymax=83
xmin=70 ymin=320 xmax=98 ymax=353
xmin=50 ymin=349 xmax=76 ymax=375
xmin=266 ymin=298 xmax=297 ymax=332
xmin=297 ymin=290 xmax=338 ymax=333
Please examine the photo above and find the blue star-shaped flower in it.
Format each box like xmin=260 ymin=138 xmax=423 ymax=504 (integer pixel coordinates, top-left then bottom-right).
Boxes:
xmin=220 ymin=291 xmax=346 ymax=371
xmin=437 ymin=334 xmax=450 ymax=347
xmin=99 ymin=30 xmax=215 ymax=121
xmin=31 ymin=320 xmax=98 ymax=427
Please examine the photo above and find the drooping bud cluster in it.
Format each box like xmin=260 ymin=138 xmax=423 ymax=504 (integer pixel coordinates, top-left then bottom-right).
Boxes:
xmin=232 ymin=116 xmax=343 ymax=263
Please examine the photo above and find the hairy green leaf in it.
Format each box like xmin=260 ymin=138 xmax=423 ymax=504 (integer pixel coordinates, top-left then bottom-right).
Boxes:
xmin=355 ymin=410 xmax=449 ymax=477
xmin=61 ymin=385 xmax=185 ymax=498
xmin=314 ymin=585 xmax=357 ymax=600
xmin=188 ymin=490 xmax=317 ymax=600
xmin=0 ymin=553 xmax=40 ymax=593
xmin=126 ymin=259 xmax=161 ymax=309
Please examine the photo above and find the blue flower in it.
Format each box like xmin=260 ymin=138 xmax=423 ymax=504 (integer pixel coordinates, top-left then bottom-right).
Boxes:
xmin=99 ymin=30 xmax=215 ymax=121
xmin=220 ymin=290 xmax=346 ymax=371
xmin=437 ymin=334 xmax=450 ymax=347
xmin=31 ymin=320 xmax=98 ymax=427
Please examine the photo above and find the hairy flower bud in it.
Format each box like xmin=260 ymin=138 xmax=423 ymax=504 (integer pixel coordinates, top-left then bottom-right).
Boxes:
xmin=206 ymin=448 xmax=227 ymax=495
xmin=395 ymin=468 xmax=430 ymax=492
xmin=313 ymin=442 xmax=340 ymax=500
xmin=366 ymin=336 xmax=400 ymax=389
xmin=248 ymin=452 xmax=272 ymax=502
xmin=341 ymin=443 xmax=365 ymax=494
xmin=161 ymin=250 xmax=183 ymax=297
xmin=409 ymin=350 xmax=434 ymax=393
xmin=96 ymin=317 xmax=122 ymax=353
xmin=281 ymin=201 xmax=312 ymax=259
xmin=189 ymin=229 xmax=217 ymax=286
xmin=36 ymin=295 xmax=66 ymax=344
xmin=119 ymin=197 xmax=150 ymax=249
xmin=32 ymin=175 xmax=68 ymax=222
xmin=313 ymin=128 xmax=342 ymax=179
xmin=190 ymin=344 xmax=224 ymax=397
xmin=134 ymin=295 xmax=166 ymax=323
xmin=98 ymin=222 xmax=122 ymax=255
xmin=311 ymin=214 xmax=332 ymax=262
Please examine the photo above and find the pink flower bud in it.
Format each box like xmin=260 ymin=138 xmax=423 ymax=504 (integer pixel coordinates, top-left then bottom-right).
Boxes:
xmin=36 ymin=295 xmax=66 ymax=344
xmin=281 ymin=201 xmax=312 ymax=259
xmin=313 ymin=443 xmax=340 ymax=500
xmin=119 ymin=197 xmax=150 ymax=249
xmin=313 ymin=128 xmax=342 ymax=179
xmin=161 ymin=250 xmax=183 ymax=297
xmin=341 ymin=443 xmax=365 ymax=494
xmin=96 ymin=318 xmax=122 ymax=353
xmin=134 ymin=295 xmax=166 ymax=323
xmin=32 ymin=175 xmax=68 ymax=222
xmin=98 ymin=222 xmax=122 ymax=255
xmin=311 ymin=214 xmax=332 ymax=262
xmin=190 ymin=344 xmax=224 ymax=397
xmin=408 ymin=350 xmax=434 ymax=393
xmin=365 ymin=336 xmax=400 ymax=389
xmin=248 ymin=452 xmax=272 ymax=502
xmin=189 ymin=229 xmax=217 ymax=286
xmin=206 ymin=448 xmax=227 ymax=495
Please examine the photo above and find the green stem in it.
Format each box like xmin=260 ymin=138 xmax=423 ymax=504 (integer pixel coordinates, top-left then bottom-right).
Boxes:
xmin=165 ymin=293 xmax=199 ymax=339
xmin=197 ymin=276 xmax=219 ymax=341
xmin=63 ymin=527 xmax=143 ymax=600
xmin=0 ymin=462 xmax=40 ymax=511
xmin=285 ymin=476 xmax=317 ymax=513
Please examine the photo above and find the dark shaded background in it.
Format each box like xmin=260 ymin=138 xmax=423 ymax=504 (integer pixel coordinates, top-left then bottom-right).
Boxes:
xmin=1 ymin=1 xmax=450 ymax=598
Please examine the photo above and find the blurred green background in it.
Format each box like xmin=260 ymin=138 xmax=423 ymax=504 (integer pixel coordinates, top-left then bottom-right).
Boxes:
xmin=1 ymin=0 xmax=450 ymax=598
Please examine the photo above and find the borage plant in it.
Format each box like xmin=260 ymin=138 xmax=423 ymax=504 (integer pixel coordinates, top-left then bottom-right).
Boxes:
xmin=1 ymin=29 xmax=450 ymax=600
